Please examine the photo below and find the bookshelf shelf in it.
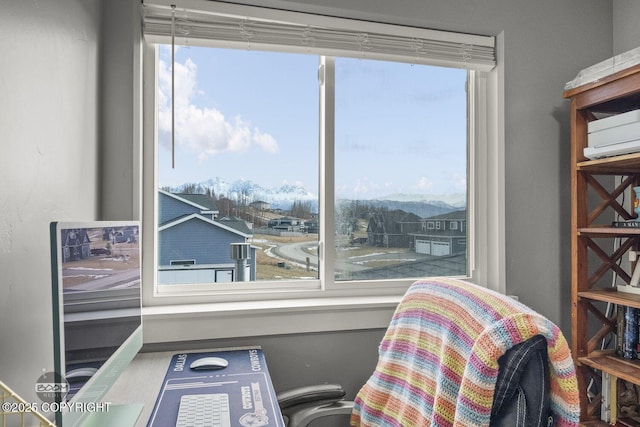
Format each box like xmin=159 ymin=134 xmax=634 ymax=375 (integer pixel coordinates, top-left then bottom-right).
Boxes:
xmin=578 ymin=227 xmax=640 ymax=237
xmin=577 ymin=152 xmax=640 ymax=174
xmin=578 ymin=350 xmax=640 ymax=387
xmin=579 ymin=289 xmax=640 ymax=309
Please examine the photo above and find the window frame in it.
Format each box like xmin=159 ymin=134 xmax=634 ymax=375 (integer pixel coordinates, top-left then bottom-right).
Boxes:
xmin=138 ymin=13 xmax=505 ymax=343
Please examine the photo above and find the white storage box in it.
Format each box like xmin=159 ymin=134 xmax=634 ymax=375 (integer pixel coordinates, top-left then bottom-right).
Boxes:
xmin=584 ymin=109 xmax=640 ymax=159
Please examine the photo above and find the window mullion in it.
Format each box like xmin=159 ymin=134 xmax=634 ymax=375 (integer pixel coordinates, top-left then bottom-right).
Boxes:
xmin=319 ymin=56 xmax=335 ymax=289
xmin=142 ymin=43 xmax=159 ymax=306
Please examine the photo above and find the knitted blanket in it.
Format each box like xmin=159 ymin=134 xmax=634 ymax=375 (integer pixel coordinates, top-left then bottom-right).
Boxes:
xmin=350 ymin=278 xmax=580 ymax=427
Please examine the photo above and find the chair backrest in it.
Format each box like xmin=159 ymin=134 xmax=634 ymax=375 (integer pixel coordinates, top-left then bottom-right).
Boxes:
xmin=278 ymin=336 xmax=553 ymax=427
xmin=351 ymin=278 xmax=580 ymax=427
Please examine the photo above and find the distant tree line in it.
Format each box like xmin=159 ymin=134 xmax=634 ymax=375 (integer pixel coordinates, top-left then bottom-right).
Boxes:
xmin=162 ymin=185 xmax=314 ymax=222
xmin=162 ymin=184 xmax=419 ymax=231
xmin=335 ymin=200 xmax=419 ymax=234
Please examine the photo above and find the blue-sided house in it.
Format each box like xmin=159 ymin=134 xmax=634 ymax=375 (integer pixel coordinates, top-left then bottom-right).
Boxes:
xmin=157 ymin=190 xmax=257 ymax=284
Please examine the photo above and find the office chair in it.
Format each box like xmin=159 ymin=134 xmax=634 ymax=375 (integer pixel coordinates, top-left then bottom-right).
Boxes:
xmin=277 ymin=278 xmax=581 ymax=427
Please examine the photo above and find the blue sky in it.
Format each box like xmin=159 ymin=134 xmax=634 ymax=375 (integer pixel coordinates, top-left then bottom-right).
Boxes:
xmin=157 ymin=45 xmax=467 ymax=201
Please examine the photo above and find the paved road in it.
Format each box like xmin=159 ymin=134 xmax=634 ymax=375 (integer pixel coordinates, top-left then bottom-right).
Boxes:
xmin=272 ymin=240 xmax=419 ymax=272
xmin=63 ymin=261 xmax=140 ymax=291
xmin=272 ymin=240 xmax=319 ymax=270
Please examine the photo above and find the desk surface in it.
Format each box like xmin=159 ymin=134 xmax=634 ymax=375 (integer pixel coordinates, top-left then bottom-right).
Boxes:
xmin=104 ymin=347 xmax=284 ymax=427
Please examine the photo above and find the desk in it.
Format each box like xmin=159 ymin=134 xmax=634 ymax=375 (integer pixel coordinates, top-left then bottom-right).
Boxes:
xmin=104 ymin=346 xmax=285 ymax=427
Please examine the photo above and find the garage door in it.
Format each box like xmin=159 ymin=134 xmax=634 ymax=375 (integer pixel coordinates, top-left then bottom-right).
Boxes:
xmin=432 ymin=242 xmax=450 ymax=256
xmin=416 ymin=240 xmax=431 ymax=254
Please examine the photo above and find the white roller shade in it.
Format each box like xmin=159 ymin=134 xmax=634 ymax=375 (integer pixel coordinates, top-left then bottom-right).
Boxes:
xmin=142 ymin=0 xmax=496 ymax=71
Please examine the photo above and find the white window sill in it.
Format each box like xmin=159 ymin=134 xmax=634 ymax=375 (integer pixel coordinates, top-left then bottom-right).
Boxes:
xmin=141 ymin=296 xmax=401 ymax=344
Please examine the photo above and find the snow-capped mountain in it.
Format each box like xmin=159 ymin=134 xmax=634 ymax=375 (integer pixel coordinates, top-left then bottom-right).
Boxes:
xmin=163 ymin=178 xmax=466 ymax=216
xmin=164 ymin=178 xmax=317 ymax=210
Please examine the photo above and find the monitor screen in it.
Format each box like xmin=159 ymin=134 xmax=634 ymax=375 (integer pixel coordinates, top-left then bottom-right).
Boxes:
xmin=50 ymin=221 xmax=143 ymax=427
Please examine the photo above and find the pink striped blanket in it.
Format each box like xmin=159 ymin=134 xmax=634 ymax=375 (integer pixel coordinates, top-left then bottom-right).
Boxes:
xmin=350 ymin=278 xmax=580 ymax=427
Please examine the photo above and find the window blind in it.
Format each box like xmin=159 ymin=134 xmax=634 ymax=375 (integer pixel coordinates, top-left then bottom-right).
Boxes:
xmin=142 ymin=0 xmax=496 ymax=71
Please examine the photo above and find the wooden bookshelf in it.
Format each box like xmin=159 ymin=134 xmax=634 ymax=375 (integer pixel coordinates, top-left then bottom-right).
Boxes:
xmin=565 ymin=63 xmax=640 ymax=424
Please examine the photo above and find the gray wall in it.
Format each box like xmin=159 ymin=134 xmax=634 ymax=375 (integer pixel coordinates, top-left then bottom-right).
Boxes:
xmin=614 ymin=0 xmax=640 ymax=55
xmin=101 ymin=0 xmax=141 ymax=220
xmin=1 ymin=0 xmax=102 ymax=408
xmin=1 ymin=0 xmax=627 ymax=414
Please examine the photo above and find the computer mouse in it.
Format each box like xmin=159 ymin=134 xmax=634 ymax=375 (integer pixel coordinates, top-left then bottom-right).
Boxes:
xmin=65 ymin=367 xmax=98 ymax=382
xmin=189 ymin=356 xmax=229 ymax=371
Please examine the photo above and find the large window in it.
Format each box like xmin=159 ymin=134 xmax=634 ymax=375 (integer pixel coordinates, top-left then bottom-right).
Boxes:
xmin=141 ymin=0 xmax=499 ymax=304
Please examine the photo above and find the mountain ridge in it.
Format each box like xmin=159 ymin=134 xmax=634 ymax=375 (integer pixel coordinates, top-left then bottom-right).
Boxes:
xmin=163 ymin=178 xmax=466 ymax=218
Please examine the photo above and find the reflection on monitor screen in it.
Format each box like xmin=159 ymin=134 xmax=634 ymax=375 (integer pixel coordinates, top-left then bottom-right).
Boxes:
xmin=50 ymin=221 xmax=143 ymax=427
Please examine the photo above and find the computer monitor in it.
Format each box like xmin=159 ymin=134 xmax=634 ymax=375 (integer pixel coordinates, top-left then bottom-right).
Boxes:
xmin=50 ymin=221 xmax=143 ymax=427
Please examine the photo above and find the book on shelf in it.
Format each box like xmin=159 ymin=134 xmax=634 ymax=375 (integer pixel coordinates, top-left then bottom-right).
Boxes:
xmin=612 ymin=221 xmax=640 ymax=228
xmin=616 ymin=305 xmax=639 ymax=360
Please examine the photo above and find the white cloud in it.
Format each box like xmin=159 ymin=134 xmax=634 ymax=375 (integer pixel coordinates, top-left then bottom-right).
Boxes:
xmin=157 ymin=56 xmax=279 ymax=158
xmin=352 ymin=177 xmax=388 ymax=196
xmin=252 ymin=128 xmax=279 ymax=154
xmin=451 ymin=173 xmax=467 ymax=193
xmin=352 ymin=178 xmax=370 ymax=196
xmin=416 ymin=176 xmax=435 ymax=191
xmin=415 ymin=174 xmax=466 ymax=194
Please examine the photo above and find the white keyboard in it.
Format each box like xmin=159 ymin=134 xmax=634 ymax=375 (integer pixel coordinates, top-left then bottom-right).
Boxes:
xmin=175 ymin=393 xmax=231 ymax=427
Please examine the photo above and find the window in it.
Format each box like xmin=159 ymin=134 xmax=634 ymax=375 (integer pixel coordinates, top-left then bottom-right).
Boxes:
xmin=170 ymin=260 xmax=196 ymax=266
xmin=140 ymin=1 xmax=501 ymax=308
xmin=334 ymin=58 xmax=467 ymax=281
xmin=155 ymin=46 xmax=320 ymax=286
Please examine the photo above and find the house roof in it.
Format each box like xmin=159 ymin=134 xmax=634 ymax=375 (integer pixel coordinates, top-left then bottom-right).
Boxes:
xmin=159 ymin=213 xmax=251 ymax=238
xmin=217 ymin=216 xmax=253 ymax=235
xmin=159 ymin=189 xmax=219 ymax=213
xmin=424 ymin=210 xmax=467 ymax=220
xmin=173 ymin=192 xmax=219 ymax=211
xmin=368 ymin=210 xmax=422 ymax=233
